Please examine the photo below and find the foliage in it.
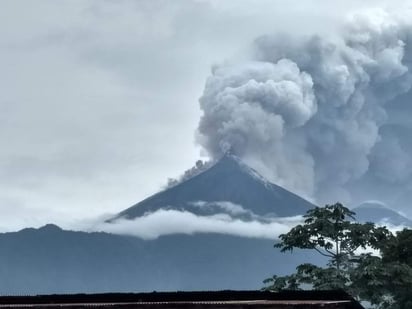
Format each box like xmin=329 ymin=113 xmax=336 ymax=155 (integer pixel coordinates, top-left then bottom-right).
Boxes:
xmin=375 ymin=229 xmax=412 ymax=309
xmin=264 ymin=203 xmax=412 ymax=309
xmin=351 ymin=254 xmax=412 ymax=309
xmin=274 ymin=203 xmax=390 ymax=275
xmin=263 ymin=274 xmax=300 ymax=291
xmin=382 ymin=229 xmax=412 ymax=265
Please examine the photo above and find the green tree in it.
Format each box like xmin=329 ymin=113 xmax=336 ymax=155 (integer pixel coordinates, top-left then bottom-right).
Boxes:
xmin=351 ymin=253 xmax=412 ymax=308
xmin=382 ymin=229 xmax=412 ymax=265
xmin=354 ymin=229 xmax=412 ymax=309
xmin=264 ymin=203 xmax=393 ymax=305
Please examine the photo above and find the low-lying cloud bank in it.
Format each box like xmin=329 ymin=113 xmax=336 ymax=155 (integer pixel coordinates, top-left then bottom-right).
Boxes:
xmin=2 ymin=206 xmax=410 ymax=242
xmin=87 ymin=209 xmax=304 ymax=240
xmin=78 ymin=204 xmax=412 ymax=240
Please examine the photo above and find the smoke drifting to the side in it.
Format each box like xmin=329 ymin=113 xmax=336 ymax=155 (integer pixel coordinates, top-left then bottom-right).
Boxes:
xmin=166 ymin=160 xmax=213 ymax=189
xmin=197 ymin=9 xmax=412 ymax=210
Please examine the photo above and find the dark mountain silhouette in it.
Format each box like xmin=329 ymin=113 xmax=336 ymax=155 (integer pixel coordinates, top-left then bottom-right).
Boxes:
xmin=0 ymin=225 xmax=324 ymax=295
xmin=112 ymin=154 xmax=315 ymax=221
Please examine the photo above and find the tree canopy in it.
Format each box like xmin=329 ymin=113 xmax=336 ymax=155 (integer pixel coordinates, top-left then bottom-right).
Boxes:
xmin=264 ymin=203 xmax=412 ymax=309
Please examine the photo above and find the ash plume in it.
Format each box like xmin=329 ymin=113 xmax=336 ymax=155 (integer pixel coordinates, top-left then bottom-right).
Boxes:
xmin=197 ymin=9 xmax=412 ymax=211
xmin=166 ymin=160 xmax=214 ymax=188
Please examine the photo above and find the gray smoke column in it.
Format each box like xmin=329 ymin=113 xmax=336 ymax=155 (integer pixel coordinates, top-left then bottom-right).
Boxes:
xmin=197 ymin=9 xmax=412 ymax=207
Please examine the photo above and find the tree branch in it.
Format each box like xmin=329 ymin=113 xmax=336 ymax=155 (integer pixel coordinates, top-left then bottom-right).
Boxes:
xmin=314 ymin=247 xmax=334 ymax=258
xmin=325 ymin=248 xmax=335 ymax=256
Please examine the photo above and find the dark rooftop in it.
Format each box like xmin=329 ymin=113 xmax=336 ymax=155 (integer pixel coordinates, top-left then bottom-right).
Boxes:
xmin=0 ymin=290 xmax=364 ymax=308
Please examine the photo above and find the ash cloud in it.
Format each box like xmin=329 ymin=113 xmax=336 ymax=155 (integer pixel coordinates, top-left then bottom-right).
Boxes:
xmin=197 ymin=8 xmax=412 ymax=211
xmin=166 ymin=160 xmax=213 ymax=188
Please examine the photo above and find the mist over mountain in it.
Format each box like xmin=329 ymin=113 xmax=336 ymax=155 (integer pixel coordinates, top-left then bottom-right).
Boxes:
xmin=95 ymin=155 xmax=412 ymax=239
xmin=90 ymin=155 xmax=313 ymax=240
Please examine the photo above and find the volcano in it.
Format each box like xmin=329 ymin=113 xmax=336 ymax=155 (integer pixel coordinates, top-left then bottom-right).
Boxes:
xmin=0 ymin=156 xmax=322 ymax=294
xmin=112 ymin=154 xmax=315 ymax=221
xmin=353 ymin=201 xmax=412 ymax=226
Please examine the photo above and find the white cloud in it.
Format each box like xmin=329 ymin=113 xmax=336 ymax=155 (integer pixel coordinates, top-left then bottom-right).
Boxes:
xmin=70 ymin=208 xmax=410 ymax=242
xmin=84 ymin=209 xmax=303 ymax=240
xmin=189 ymin=201 xmax=253 ymax=216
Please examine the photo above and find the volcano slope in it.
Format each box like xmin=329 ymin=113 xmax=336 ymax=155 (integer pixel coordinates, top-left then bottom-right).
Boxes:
xmin=111 ymin=154 xmax=315 ymax=221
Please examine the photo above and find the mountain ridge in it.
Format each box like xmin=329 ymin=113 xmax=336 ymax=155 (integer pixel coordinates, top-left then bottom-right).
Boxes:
xmin=0 ymin=225 xmax=324 ymax=294
xmin=353 ymin=201 xmax=412 ymax=226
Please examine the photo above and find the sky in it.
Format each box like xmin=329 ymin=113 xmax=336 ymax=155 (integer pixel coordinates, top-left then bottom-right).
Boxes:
xmin=1 ymin=0 xmax=412 ymax=232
